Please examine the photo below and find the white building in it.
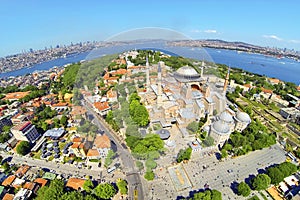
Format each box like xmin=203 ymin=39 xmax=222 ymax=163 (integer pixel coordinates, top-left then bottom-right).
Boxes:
xmin=10 ymin=121 xmax=40 ymax=143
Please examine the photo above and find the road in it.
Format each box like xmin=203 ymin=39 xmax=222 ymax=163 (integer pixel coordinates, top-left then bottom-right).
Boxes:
xmin=0 ymin=152 xmax=102 ymax=179
xmin=83 ymin=99 xmax=145 ymax=200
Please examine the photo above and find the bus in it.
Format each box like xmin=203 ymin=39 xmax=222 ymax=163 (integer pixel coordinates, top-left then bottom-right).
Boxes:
xmin=107 ymin=166 xmax=116 ymax=174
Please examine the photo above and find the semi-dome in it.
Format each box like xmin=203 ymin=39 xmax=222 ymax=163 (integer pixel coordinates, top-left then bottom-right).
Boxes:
xmin=212 ymin=120 xmax=230 ymax=135
xmin=219 ymin=111 xmax=234 ymax=123
xmin=176 ymin=66 xmax=198 ymax=76
xmin=235 ymin=112 xmax=251 ymax=123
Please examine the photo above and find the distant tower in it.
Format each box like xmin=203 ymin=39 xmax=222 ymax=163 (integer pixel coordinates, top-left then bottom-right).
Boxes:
xmin=157 ymin=62 xmax=163 ymax=106
xmin=146 ymin=55 xmax=150 ymax=92
xmin=223 ymin=67 xmax=230 ymax=94
xmin=200 ymin=60 xmax=204 ymax=77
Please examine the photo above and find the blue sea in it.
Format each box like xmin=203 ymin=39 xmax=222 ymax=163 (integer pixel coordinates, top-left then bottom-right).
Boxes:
xmin=1 ymin=41 xmax=299 ymax=85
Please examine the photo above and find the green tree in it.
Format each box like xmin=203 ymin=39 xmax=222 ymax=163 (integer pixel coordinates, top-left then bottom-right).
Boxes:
xmin=187 ymin=121 xmax=199 ymax=134
xmin=0 ymin=132 xmax=10 ymax=143
xmin=83 ymin=179 xmax=94 ymax=193
xmin=136 ymin=161 xmax=144 ymax=170
xmin=94 ymin=183 xmax=116 ymax=200
xmin=237 ymin=182 xmax=251 ymax=197
xmin=16 ymin=141 xmax=31 ymax=155
xmin=144 ymin=171 xmax=155 ymax=181
xmin=145 ymin=159 xmax=157 ymax=170
xmin=104 ymin=150 xmax=116 ymax=167
xmin=211 ymin=189 xmax=222 ymax=200
xmin=116 ymin=179 xmax=128 ymax=195
xmin=1 ymin=125 xmax=11 ymax=133
xmin=251 ymin=174 xmax=271 ymax=191
xmin=36 ymin=179 xmax=64 ymax=200
xmin=59 ymin=191 xmax=84 ymax=200
xmin=220 ymin=149 xmax=228 ymax=159
xmin=203 ymin=136 xmax=215 ymax=147
xmin=176 ymin=147 xmax=192 ymax=163
xmin=60 ymin=115 xmax=68 ymax=127
xmin=267 ymin=167 xmax=285 ymax=185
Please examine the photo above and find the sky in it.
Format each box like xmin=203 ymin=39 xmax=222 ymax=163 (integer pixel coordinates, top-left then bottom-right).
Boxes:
xmin=0 ymin=0 xmax=300 ymax=57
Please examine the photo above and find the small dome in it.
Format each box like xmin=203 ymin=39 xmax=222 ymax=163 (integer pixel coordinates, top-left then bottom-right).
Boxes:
xmin=176 ymin=66 xmax=198 ymax=76
xmin=212 ymin=120 xmax=230 ymax=135
xmin=156 ymin=129 xmax=171 ymax=140
xmin=235 ymin=112 xmax=251 ymax=123
xmin=219 ymin=111 xmax=234 ymax=123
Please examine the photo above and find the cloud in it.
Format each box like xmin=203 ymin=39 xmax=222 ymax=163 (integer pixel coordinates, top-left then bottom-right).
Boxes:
xmin=204 ymin=29 xmax=217 ymax=34
xmin=262 ymin=35 xmax=282 ymax=41
xmin=289 ymin=39 xmax=300 ymax=44
xmin=191 ymin=29 xmax=218 ymax=34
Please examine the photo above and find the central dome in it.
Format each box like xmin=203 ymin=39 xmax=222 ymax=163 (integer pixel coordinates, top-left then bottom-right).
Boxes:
xmin=176 ymin=66 xmax=198 ymax=76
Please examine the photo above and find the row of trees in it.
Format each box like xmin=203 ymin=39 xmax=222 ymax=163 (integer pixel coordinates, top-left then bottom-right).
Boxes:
xmin=129 ymin=93 xmax=149 ymax=127
xmin=186 ymin=189 xmax=222 ymax=200
xmin=36 ymin=179 xmax=119 ymax=200
xmin=222 ymin=119 xmax=276 ymax=157
xmin=236 ymin=162 xmax=298 ymax=197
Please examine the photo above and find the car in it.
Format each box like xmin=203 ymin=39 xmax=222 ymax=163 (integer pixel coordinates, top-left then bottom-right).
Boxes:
xmin=227 ymin=169 xmax=233 ymax=173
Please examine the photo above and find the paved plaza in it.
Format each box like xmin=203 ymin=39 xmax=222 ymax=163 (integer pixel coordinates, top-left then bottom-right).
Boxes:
xmin=148 ymin=144 xmax=286 ymax=200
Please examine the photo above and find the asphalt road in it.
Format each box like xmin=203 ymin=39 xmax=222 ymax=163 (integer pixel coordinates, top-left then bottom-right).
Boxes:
xmin=0 ymin=152 xmax=101 ymax=179
xmin=83 ymin=99 xmax=145 ymax=200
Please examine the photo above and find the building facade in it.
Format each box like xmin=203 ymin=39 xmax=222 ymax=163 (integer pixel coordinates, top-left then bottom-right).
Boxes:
xmin=10 ymin=121 xmax=40 ymax=143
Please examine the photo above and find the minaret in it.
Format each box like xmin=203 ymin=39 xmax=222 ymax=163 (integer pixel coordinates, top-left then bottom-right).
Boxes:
xmin=223 ymin=67 xmax=230 ymax=94
xmin=146 ymin=55 xmax=150 ymax=92
xmin=201 ymin=60 xmax=204 ymax=77
xmin=157 ymin=62 xmax=163 ymax=106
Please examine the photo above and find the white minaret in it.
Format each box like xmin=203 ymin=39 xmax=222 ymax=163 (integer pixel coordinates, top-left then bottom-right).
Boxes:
xmin=201 ymin=60 xmax=204 ymax=77
xmin=146 ymin=55 xmax=150 ymax=92
xmin=157 ymin=62 xmax=163 ymax=106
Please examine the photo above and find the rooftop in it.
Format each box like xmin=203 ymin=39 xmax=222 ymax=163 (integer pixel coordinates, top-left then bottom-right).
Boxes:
xmin=2 ymin=193 xmax=14 ymax=200
xmin=66 ymin=178 xmax=86 ymax=191
xmin=87 ymin=149 xmax=100 ymax=157
xmin=34 ymin=178 xmax=48 ymax=187
xmin=94 ymin=102 xmax=110 ymax=111
xmin=3 ymin=91 xmax=30 ymax=100
xmin=2 ymin=175 xmax=16 ymax=186
xmin=44 ymin=128 xmax=65 ymax=138
xmin=15 ymin=165 xmax=30 ymax=178
xmin=94 ymin=134 xmax=111 ymax=149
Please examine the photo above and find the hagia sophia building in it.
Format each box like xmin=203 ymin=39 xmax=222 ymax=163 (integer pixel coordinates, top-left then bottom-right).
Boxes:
xmin=138 ymin=57 xmax=251 ymax=148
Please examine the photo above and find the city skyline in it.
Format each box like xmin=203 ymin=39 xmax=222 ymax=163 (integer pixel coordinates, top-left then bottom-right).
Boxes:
xmin=1 ymin=0 xmax=300 ymax=57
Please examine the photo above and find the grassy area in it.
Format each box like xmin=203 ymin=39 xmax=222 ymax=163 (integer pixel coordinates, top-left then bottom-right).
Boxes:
xmin=48 ymin=156 xmax=54 ymax=161
xmin=32 ymin=150 xmax=42 ymax=159
xmin=89 ymin=159 xmax=100 ymax=163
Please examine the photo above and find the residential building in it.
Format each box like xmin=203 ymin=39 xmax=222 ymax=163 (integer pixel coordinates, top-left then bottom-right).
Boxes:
xmin=93 ymin=102 xmax=111 ymax=116
xmin=93 ymin=134 xmax=111 ymax=158
xmin=66 ymin=178 xmax=85 ymax=191
xmin=10 ymin=121 xmax=40 ymax=143
xmin=0 ymin=115 xmax=12 ymax=131
xmin=280 ymin=107 xmax=300 ymax=120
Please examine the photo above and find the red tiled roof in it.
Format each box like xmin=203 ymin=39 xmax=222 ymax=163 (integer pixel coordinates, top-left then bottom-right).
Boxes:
xmin=3 ymin=91 xmax=30 ymax=100
xmin=3 ymin=193 xmax=14 ymax=200
xmin=94 ymin=102 xmax=110 ymax=111
xmin=34 ymin=178 xmax=48 ymax=187
xmin=15 ymin=165 xmax=30 ymax=177
xmin=2 ymin=175 xmax=16 ymax=186
xmin=66 ymin=178 xmax=85 ymax=190
xmin=94 ymin=134 xmax=111 ymax=149
xmin=87 ymin=149 xmax=100 ymax=157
